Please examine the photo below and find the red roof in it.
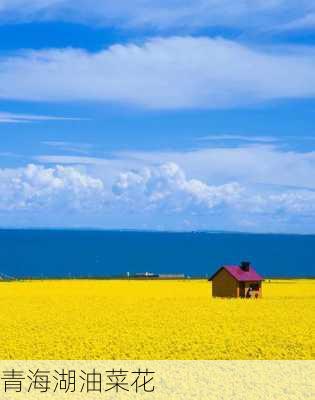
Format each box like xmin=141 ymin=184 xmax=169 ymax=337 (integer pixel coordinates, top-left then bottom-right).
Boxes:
xmin=209 ymin=265 xmax=264 ymax=282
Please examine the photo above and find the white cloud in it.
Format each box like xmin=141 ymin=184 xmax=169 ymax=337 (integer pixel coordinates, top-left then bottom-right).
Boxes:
xmin=36 ymin=143 xmax=315 ymax=191
xmin=199 ymin=135 xmax=278 ymax=143
xmin=112 ymin=162 xmax=243 ymax=212
xmin=2 ymin=37 xmax=315 ymax=109
xmin=42 ymin=141 xmax=94 ymax=155
xmin=0 ymin=164 xmax=105 ymax=211
xmin=1 ymin=161 xmax=315 ymax=232
xmin=246 ymin=191 xmax=315 ymax=216
xmin=113 ymin=145 xmax=315 ymax=190
xmin=0 ymin=1 xmax=313 ymax=31
xmin=111 ymin=162 xmax=315 ymax=221
xmin=0 ymin=111 xmax=81 ymax=123
xmin=276 ymin=13 xmax=315 ymax=31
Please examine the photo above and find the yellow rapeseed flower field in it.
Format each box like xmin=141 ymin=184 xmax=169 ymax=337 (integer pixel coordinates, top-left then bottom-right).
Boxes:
xmin=0 ymin=279 xmax=314 ymax=359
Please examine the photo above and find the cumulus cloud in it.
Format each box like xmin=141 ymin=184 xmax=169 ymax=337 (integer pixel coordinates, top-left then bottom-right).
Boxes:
xmin=112 ymin=162 xmax=243 ymax=213
xmin=1 ymin=161 xmax=315 ymax=232
xmin=113 ymin=145 xmax=315 ymax=190
xmin=245 ymin=191 xmax=315 ymax=216
xmin=0 ymin=164 xmax=105 ymax=211
xmin=111 ymin=162 xmax=315 ymax=219
xmin=0 ymin=1 xmax=313 ymax=31
xmin=2 ymin=37 xmax=315 ymax=109
xmin=36 ymin=143 xmax=315 ymax=199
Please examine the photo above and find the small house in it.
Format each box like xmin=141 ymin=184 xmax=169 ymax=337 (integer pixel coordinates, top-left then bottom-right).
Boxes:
xmin=209 ymin=261 xmax=263 ymax=298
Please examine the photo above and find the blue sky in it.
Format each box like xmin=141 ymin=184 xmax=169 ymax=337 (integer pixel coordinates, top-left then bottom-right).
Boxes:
xmin=1 ymin=1 xmax=315 ymax=233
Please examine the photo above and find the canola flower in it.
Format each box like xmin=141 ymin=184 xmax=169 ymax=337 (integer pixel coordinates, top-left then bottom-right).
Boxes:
xmin=0 ymin=279 xmax=314 ymax=360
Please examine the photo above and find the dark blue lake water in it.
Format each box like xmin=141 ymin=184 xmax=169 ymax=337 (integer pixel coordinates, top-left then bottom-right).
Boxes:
xmin=0 ymin=229 xmax=314 ymax=278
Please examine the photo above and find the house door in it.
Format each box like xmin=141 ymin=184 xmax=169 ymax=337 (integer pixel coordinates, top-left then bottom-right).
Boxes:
xmin=240 ymin=282 xmax=245 ymax=298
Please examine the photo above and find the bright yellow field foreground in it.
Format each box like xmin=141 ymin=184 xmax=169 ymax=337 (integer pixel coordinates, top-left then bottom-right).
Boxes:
xmin=0 ymin=279 xmax=314 ymax=360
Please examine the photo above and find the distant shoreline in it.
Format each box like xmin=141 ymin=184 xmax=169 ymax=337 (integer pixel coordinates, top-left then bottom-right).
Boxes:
xmin=1 ymin=275 xmax=315 ymax=281
xmin=0 ymin=227 xmax=315 ymax=236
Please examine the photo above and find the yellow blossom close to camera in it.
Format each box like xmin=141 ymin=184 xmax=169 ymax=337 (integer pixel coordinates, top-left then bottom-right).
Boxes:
xmin=0 ymin=279 xmax=314 ymax=359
